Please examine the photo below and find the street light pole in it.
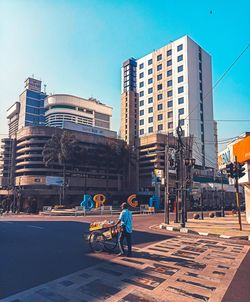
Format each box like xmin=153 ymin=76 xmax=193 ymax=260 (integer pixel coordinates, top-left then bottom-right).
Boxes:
xmin=164 ymin=137 xmax=169 ymax=224
xmin=220 ymin=170 xmax=225 ymax=217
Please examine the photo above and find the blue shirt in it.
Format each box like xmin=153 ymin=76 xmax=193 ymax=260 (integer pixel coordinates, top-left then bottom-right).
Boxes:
xmin=119 ymin=209 xmax=132 ymax=233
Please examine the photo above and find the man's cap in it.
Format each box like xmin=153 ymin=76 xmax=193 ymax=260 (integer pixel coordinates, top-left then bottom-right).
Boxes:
xmin=120 ymin=202 xmax=128 ymax=209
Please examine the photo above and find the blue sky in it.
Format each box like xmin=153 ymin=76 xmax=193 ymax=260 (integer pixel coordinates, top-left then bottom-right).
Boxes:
xmin=0 ymin=0 xmax=249 ymax=148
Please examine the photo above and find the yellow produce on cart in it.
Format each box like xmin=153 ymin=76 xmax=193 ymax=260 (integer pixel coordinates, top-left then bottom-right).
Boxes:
xmin=89 ymin=220 xmax=115 ymax=231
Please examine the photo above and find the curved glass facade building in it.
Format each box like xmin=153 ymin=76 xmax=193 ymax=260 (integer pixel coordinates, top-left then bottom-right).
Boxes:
xmin=44 ymin=94 xmax=113 ymax=130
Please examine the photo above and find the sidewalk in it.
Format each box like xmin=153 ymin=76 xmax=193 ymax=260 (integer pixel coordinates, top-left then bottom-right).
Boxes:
xmin=3 ymin=236 xmax=249 ymax=302
xmin=160 ymin=214 xmax=250 ymax=240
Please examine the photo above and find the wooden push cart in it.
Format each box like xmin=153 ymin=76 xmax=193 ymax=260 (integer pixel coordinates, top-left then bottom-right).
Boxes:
xmin=87 ymin=220 xmax=120 ymax=253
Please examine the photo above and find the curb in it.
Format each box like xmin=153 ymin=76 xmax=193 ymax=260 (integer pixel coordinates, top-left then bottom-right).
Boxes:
xmin=159 ymin=223 xmax=250 ymax=241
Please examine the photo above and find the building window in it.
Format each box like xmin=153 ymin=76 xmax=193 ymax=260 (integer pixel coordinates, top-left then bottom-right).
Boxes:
xmin=158 ymin=103 xmax=163 ymax=110
xmin=157 ymin=84 xmax=162 ymax=90
xmin=167 ymin=80 xmax=172 ymax=87
xmin=157 ymin=64 xmax=162 ymax=71
xmin=178 ymin=76 xmax=184 ymax=83
xmin=158 ymin=114 xmax=163 ymax=121
xmin=177 ymin=55 xmax=183 ymax=62
xmin=139 ymin=81 xmax=144 ymax=88
xmin=199 ymin=52 xmax=202 ymax=61
xmin=148 ymin=127 xmax=153 ymax=133
xmin=178 ymin=65 xmax=183 ymax=72
xmin=158 ymin=124 xmax=163 ymax=131
xmin=148 ymin=97 xmax=153 ymax=104
xmin=167 ymin=90 xmax=173 ymax=97
xmin=177 ymin=44 xmax=183 ymax=51
xmin=178 ymin=108 xmax=184 ymax=115
xmin=167 ymin=69 xmax=172 ymax=77
xmin=140 ymin=119 xmax=144 ymax=125
xmin=157 ymin=54 xmax=162 ymax=61
xmin=148 ymin=87 xmax=153 ymax=94
xmin=148 ymin=68 xmax=153 ymax=75
xmin=168 ymin=122 xmax=173 ymax=128
xmin=148 ymin=107 xmax=153 ymax=113
xmin=167 ymin=100 xmax=173 ymax=107
xmin=139 ymin=91 xmax=144 ymax=97
xmin=148 ymin=78 xmax=153 ymax=84
xmin=157 ymin=94 xmax=163 ymax=100
xmin=157 ymin=74 xmax=162 ymax=81
xmin=148 ymin=59 xmax=152 ymax=65
xmin=200 ymin=82 xmax=202 ymax=91
xmin=167 ymin=49 xmax=172 ymax=56
xmin=178 ymin=97 xmax=184 ymax=104
xmin=199 ymin=72 xmax=202 ymax=81
xmin=167 ymin=111 xmax=173 ymax=118
xmin=140 ymin=129 xmax=144 ymax=135
xmin=180 ymin=119 xmax=184 ymax=126
xmin=201 ymin=124 xmax=204 ymax=132
xmin=139 ymin=72 xmax=144 ymax=78
xmin=178 ymin=86 xmax=184 ymax=94
xmin=148 ymin=117 xmax=153 ymax=123
xmin=200 ymin=92 xmax=203 ymax=101
xmin=139 ymin=63 xmax=144 ymax=69
xmin=139 ymin=109 xmax=144 ymax=116
xmin=167 ymin=59 xmax=172 ymax=66
xmin=199 ymin=62 xmax=202 ymax=71
xmin=139 ymin=100 xmax=144 ymax=106
xmin=200 ymin=103 xmax=203 ymax=111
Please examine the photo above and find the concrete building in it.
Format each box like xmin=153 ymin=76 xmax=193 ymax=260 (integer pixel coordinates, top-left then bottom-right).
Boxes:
xmin=18 ymin=77 xmax=47 ymax=129
xmin=218 ymin=132 xmax=250 ymax=223
xmin=4 ymin=126 xmax=127 ymax=210
xmin=0 ymin=138 xmax=15 ymax=190
xmin=6 ymin=102 xmax=20 ymax=137
xmin=120 ymin=35 xmax=217 ymax=169
xmin=44 ymin=94 xmax=112 ymax=130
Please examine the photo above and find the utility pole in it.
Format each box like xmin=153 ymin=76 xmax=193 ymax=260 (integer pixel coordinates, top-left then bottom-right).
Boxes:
xmin=176 ymin=120 xmax=185 ymax=228
xmin=235 ymin=156 xmax=242 ymax=231
xmin=200 ymin=188 xmax=204 ymax=220
xmin=220 ymin=170 xmax=225 ymax=217
xmin=164 ymin=136 xmax=169 ymax=224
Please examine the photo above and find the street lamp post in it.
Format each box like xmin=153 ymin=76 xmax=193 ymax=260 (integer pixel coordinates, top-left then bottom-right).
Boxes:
xmin=220 ymin=169 xmax=225 ymax=217
xmin=164 ymin=141 xmax=169 ymax=224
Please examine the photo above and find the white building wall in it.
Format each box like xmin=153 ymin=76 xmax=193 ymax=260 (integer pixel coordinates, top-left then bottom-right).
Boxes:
xmin=134 ymin=35 xmax=216 ymax=168
xmin=202 ymin=50 xmax=216 ymax=167
xmin=186 ymin=37 xmax=204 ymax=166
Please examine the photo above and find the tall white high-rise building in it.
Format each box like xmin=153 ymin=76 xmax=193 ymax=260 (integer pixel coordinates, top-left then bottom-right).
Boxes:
xmin=120 ymin=35 xmax=217 ymax=168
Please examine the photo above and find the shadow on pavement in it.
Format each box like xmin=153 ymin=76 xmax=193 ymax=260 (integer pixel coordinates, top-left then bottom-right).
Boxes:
xmin=0 ymin=220 xmax=173 ymax=299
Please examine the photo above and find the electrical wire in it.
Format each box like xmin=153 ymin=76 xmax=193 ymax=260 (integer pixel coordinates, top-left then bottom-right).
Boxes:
xmin=184 ymin=44 xmax=250 ymax=122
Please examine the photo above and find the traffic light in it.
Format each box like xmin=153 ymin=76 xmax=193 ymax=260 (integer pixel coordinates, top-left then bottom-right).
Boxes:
xmin=238 ymin=162 xmax=246 ymax=178
xmin=225 ymin=163 xmax=235 ymax=178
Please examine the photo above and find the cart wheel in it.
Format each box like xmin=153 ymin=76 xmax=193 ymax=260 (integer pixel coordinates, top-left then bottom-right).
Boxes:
xmin=104 ymin=235 xmax=118 ymax=252
xmin=89 ymin=231 xmax=105 ymax=253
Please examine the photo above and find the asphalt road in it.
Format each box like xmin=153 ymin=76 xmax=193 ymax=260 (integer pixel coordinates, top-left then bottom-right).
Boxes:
xmin=0 ymin=216 xmax=173 ymax=299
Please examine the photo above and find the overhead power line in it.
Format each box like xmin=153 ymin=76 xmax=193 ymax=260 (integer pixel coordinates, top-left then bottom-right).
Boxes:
xmin=184 ymin=43 xmax=250 ymax=122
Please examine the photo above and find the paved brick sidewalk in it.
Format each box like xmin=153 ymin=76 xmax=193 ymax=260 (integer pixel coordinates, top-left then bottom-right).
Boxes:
xmin=160 ymin=214 xmax=250 ymax=240
xmin=2 ymin=236 xmax=249 ymax=302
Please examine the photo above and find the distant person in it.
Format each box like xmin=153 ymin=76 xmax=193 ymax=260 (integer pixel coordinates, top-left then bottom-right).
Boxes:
xmin=116 ymin=202 xmax=132 ymax=257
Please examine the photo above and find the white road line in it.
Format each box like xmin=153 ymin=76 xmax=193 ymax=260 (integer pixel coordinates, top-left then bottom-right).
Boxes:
xmin=26 ymin=225 xmax=44 ymax=230
xmin=0 ymin=221 xmax=13 ymax=224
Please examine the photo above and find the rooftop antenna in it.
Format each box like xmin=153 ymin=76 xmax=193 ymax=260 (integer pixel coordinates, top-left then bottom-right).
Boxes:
xmin=32 ymin=74 xmax=35 ymax=78
xmin=44 ymin=84 xmax=47 ymax=94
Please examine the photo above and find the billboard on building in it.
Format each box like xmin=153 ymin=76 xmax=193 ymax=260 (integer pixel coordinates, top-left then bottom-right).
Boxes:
xmin=233 ymin=136 xmax=250 ymax=163
xmin=46 ymin=176 xmax=64 ymax=186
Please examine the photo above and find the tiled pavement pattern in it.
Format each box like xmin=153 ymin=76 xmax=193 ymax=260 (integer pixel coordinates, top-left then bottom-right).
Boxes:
xmin=2 ymin=237 xmax=249 ymax=302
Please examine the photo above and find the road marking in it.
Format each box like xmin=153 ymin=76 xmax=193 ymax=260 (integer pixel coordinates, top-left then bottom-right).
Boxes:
xmin=0 ymin=221 xmax=13 ymax=224
xmin=26 ymin=225 xmax=44 ymax=230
